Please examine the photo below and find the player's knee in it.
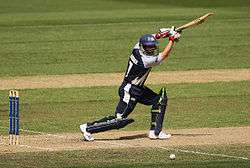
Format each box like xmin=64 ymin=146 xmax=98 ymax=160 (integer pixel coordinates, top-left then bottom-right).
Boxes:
xmin=115 ymin=98 xmax=137 ymax=118
xmin=151 ymin=87 xmax=167 ymax=109
xmin=159 ymin=87 xmax=167 ymax=105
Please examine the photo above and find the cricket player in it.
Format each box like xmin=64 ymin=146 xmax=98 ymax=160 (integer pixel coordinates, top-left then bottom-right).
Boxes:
xmin=80 ymin=27 xmax=181 ymax=141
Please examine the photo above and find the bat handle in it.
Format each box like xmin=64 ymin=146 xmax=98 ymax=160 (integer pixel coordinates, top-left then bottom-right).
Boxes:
xmin=176 ymin=29 xmax=182 ymax=33
xmin=175 ymin=26 xmax=182 ymax=33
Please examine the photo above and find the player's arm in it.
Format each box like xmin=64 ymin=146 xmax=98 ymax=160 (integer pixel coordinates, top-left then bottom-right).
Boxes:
xmin=157 ymin=28 xmax=181 ymax=63
xmin=142 ymin=31 xmax=180 ymax=68
xmin=160 ymin=40 xmax=174 ymax=61
xmin=141 ymin=28 xmax=181 ymax=68
xmin=159 ymin=31 xmax=180 ymax=61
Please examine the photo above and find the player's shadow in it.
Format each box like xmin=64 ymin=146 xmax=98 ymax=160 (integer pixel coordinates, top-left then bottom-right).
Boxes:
xmin=95 ymin=133 xmax=147 ymax=141
xmin=95 ymin=133 xmax=212 ymax=141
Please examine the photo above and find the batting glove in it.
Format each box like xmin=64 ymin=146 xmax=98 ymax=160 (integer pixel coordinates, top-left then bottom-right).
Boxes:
xmin=169 ymin=31 xmax=181 ymax=42
xmin=155 ymin=27 xmax=171 ymax=39
xmin=169 ymin=26 xmax=177 ymax=36
xmin=159 ymin=28 xmax=171 ymax=33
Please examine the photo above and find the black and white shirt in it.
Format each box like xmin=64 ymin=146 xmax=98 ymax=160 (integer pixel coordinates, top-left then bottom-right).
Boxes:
xmin=123 ymin=42 xmax=164 ymax=87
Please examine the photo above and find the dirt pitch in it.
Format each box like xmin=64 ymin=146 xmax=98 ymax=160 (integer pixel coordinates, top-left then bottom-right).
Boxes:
xmin=0 ymin=69 xmax=249 ymax=154
xmin=0 ymin=126 xmax=249 ymax=153
xmin=1 ymin=68 xmax=250 ymax=90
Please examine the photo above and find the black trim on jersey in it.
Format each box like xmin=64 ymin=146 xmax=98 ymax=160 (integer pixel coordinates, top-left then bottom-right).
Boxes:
xmin=123 ymin=49 xmax=151 ymax=86
xmin=132 ymin=49 xmax=144 ymax=67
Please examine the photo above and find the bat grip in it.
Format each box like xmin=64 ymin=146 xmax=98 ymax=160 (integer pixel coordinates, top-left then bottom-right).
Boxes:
xmin=176 ymin=29 xmax=182 ymax=33
xmin=175 ymin=27 xmax=182 ymax=33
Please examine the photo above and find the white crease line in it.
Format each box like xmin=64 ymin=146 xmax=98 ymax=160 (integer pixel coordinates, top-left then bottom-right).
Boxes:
xmin=0 ymin=141 xmax=54 ymax=151
xmin=18 ymin=144 xmax=54 ymax=151
xmin=2 ymin=126 xmax=249 ymax=160
xmin=0 ymin=126 xmax=65 ymax=138
xmin=20 ymin=129 xmax=66 ymax=138
xmin=173 ymin=148 xmax=249 ymax=160
xmin=100 ymin=140 xmax=249 ymax=161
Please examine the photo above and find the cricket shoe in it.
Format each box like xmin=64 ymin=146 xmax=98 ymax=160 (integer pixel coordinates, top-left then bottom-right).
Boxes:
xmin=148 ymin=130 xmax=171 ymax=140
xmin=80 ymin=124 xmax=94 ymax=141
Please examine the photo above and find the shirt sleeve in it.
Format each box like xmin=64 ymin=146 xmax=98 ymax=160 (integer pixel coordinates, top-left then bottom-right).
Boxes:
xmin=141 ymin=52 xmax=164 ymax=68
xmin=133 ymin=40 xmax=164 ymax=68
xmin=134 ymin=42 xmax=140 ymax=49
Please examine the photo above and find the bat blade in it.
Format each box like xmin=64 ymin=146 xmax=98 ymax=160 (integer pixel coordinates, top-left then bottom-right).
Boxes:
xmin=176 ymin=13 xmax=214 ymax=32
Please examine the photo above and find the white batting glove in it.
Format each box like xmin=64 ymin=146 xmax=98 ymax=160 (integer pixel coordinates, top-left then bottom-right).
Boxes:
xmin=169 ymin=31 xmax=181 ymax=42
xmin=155 ymin=27 xmax=171 ymax=39
xmin=159 ymin=28 xmax=171 ymax=33
xmin=169 ymin=26 xmax=177 ymax=36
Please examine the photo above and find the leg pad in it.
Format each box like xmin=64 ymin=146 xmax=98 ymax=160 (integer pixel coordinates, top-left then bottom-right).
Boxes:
xmin=150 ymin=88 xmax=168 ymax=135
xmin=87 ymin=116 xmax=134 ymax=134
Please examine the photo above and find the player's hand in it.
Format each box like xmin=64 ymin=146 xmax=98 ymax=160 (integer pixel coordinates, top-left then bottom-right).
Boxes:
xmin=155 ymin=28 xmax=171 ymax=39
xmin=159 ymin=28 xmax=171 ymax=33
xmin=169 ymin=26 xmax=177 ymax=36
xmin=169 ymin=31 xmax=181 ymax=42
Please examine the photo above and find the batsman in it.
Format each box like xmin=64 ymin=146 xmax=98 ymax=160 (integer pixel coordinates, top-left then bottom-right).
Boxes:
xmin=80 ymin=26 xmax=181 ymax=141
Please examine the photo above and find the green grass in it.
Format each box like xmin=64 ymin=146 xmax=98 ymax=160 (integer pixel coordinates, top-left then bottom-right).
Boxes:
xmin=0 ymin=145 xmax=249 ymax=168
xmin=0 ymin=1 xmax=249 ymax=168
xmin=0 ymin=81 xmax=249 ymax=134
xmin=0 ymin=0 xmax=250 ymax=76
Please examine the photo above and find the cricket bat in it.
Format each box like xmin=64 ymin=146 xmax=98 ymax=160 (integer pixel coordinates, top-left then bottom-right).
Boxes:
xmin=176 ymin=13 xmax=214 ymax=32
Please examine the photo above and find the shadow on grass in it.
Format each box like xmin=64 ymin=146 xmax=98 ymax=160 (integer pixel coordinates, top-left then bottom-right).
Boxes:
xmin=94 ymin=132 xmax=212 ymax=141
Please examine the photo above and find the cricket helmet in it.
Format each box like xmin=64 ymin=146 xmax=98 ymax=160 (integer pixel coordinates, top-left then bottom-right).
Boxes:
xmin=139 ymin=34 xmax=159 ymax=56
